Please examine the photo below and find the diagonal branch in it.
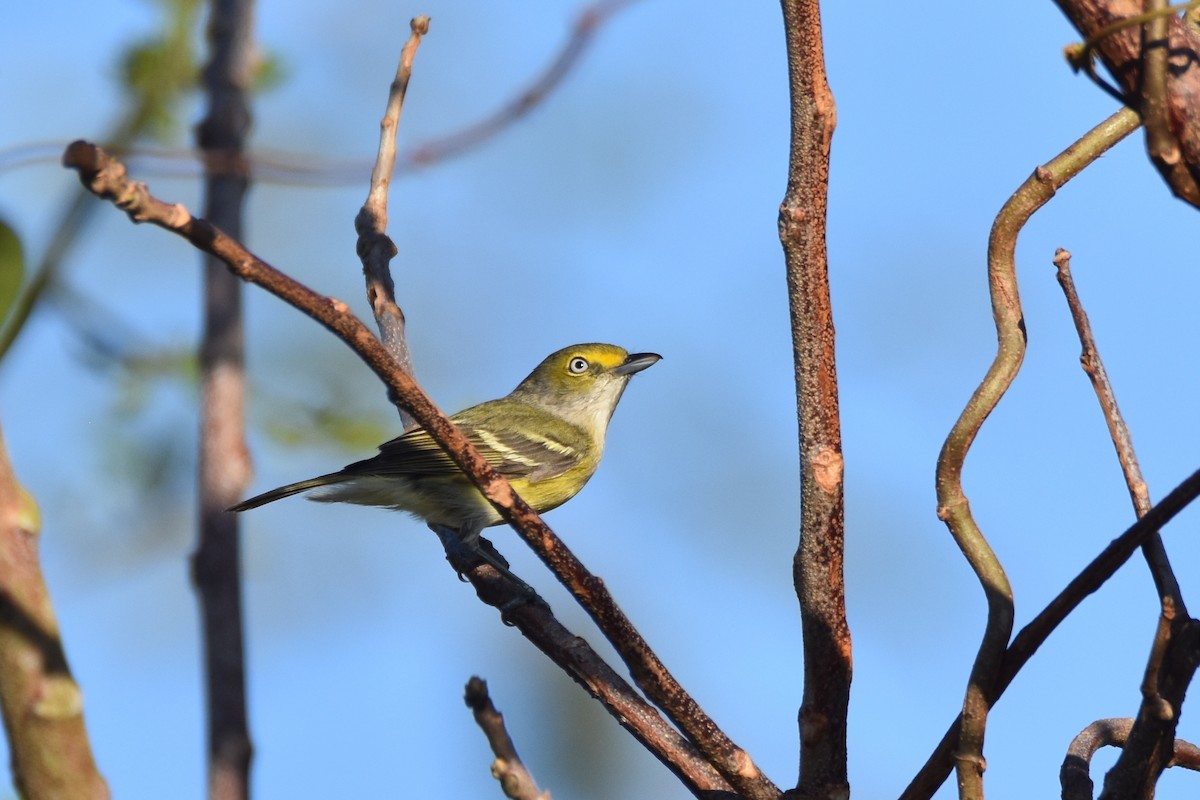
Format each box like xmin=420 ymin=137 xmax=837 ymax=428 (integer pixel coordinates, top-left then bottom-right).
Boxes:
xmin=61 ymin=141 xmax=778 ymax=800
xmin=901 ymin=465 xmax=1200 ymax=800
xmin=1053 ymin=247 xmax=1199 ymax=799
xmin=1052 ymin=248 xmax=1180 ymax=608
xmin=464 ymin=677 xmax=551 ymax=800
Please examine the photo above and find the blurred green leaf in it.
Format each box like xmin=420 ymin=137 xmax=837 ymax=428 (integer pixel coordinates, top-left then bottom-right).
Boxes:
xmin=0 ymin=221 xmax=23 ymax=332
xmin=262 ymin=400 xmax=392 ymax=453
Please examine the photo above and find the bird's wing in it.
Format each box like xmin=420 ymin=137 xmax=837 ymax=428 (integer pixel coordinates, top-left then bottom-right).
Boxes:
xmin=342 ymin=405 xmax=584 ymax=482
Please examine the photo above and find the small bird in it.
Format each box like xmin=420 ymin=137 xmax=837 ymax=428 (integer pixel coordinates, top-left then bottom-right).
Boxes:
xmin=230 ymin=343 xmax=660 ymax=554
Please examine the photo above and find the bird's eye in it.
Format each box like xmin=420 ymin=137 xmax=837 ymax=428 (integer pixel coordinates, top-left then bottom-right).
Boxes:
xmin=568 ymin=356 xmax=589 ymax=374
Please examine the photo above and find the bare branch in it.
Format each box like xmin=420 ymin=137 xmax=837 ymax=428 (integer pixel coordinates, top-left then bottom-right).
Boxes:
xmin=464 ymin=677 xmax=550 ymax=800
xmin=1053 ymin=248 xmax=1197 ymax=798
xmin=354 ymin=16 xmax=430 ymax=428
xmin=0 ymin=424 xmax=109 ymax=799
xmin=407 ymin=0 xmax=638 ymax=167
xmin=1055 ymin=0 xmax=1200 ymax=206
xmin=440 ymin=538 xmax=733 ymax=798
xmin=928 ymin=107 xmax=1140 ymax=800
xmin=776 ymin=2 xmax=849 ymax=799
xmin=1062 ymin=717 xmax=1200 ymax=800
xmin=191 ymin=1 xmax=256 ymax=797
xmin=901 ymin=464 xmax=1200 ymax=800
xmin=62 ymin=141 xmax=776 ymax=800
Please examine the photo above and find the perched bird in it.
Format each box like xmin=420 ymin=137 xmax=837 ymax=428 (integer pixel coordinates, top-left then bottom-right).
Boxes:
xmin=230 ymin=343 xmax=660 ymax=552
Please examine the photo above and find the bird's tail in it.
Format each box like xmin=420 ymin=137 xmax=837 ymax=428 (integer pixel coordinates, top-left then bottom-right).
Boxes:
xmin=227 ymin=472 xmax=347 ymax=512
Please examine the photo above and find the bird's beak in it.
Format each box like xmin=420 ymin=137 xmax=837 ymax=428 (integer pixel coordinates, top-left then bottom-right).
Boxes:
xmin=614 ymin=352 xmax=662 ymax=376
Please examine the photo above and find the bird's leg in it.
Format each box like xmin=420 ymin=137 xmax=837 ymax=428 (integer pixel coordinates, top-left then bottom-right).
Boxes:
xmin=428 ymin=523 xmax=539 ymax=602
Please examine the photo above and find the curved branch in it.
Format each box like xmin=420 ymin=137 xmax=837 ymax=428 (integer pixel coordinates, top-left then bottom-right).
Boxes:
xmin=1061 ymin=717 xmax=1200 ymax=800
xmin=931 ymin=107 xmax=1141 ymax=800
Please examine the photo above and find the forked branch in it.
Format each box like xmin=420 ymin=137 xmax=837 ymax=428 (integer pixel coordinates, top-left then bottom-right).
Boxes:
xmin=61 ymin=141 xmax=776 ymax=800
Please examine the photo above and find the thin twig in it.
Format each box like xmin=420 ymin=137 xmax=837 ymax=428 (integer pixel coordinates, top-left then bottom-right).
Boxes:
xmin=62 ymin=141 xmax=776 ymax=800
xmin=1054 ymin=247 xmax=1196 ymax=798
xmin=1052 ymin=248 xmax=1181 ymax=606
xmin=900 ymin=465 xmax=1200 ymax=800
xmin=464 ymin=677 xmax=550 ymax=800
xmin=191 ymin=2 xmax=256 ymax=798
xmin=0 ymin=424 xmax=109 ymax=799
xmin=354 ymin=17 xmax=429 ymax=428
xmin=407 ymin=0 xmax=637 ymax=166
xmin=930 ymin=107 xmax=1140 ymax=800
xmin=777 ymin=2 xmax=849 ymax=799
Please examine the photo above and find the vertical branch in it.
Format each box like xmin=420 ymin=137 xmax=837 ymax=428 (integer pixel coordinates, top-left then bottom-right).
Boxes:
xmin=354 ymin=17 xmax=430 ymax=429
xmin=777 ymin=2 xmax=849 ymax=798
xmin=0 ymin=425 xmax=109 ymax=799
xmin=191 ymin=1 xmax=255 ymax=798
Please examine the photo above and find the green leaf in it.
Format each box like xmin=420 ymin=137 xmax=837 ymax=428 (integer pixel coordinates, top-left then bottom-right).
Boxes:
xmin=0 ymin=221 xmax=24 ymax=331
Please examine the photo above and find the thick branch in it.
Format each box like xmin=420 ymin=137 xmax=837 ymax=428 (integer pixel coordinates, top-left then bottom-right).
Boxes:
xmin=0 ymin=425 xmax=109 ymax=799
xmin=1055 ymin=0 xmax=1200 ymax=206
xmin=62 ymin=141 xmax=776 ymax=800
xmin=777 ymin=3 xmax=849 ymax=800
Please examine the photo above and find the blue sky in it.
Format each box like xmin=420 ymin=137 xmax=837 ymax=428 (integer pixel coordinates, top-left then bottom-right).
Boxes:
xmin=2 ymin=2 xmax=1200 ymax=798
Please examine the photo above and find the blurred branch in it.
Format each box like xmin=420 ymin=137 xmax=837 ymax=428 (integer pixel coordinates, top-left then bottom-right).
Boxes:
xmin=354 ymin=17 xmax=429 ymax=429
xmin=191 ymin=1 xmax=255 ymax=799
xmin=0 ymin=0 xmax=640 ymax=189
xmin=1056 ymin=0 xmax=1200 ymax=206
xmin=407 ymin=0 xmax=637 ymax=166
xmin=464 ymin=677 xmax=551 ymax=800
xmin=1061 ymin=717 xmax=1200 ymax=800
xmin=929 ymin=107 xmax=1139 ymax=800
xmin=0 ymin=424 xmax=109 ymax=799
xmin=62 ymin=141 xmax=777 ymax=800
xmin=901 ymin=465 xmax=1200 ymax=800
xmin=0 ymin=0 xmax=203 ymax=364
xmin=775 ymin=2 xmax=849 ymax=800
